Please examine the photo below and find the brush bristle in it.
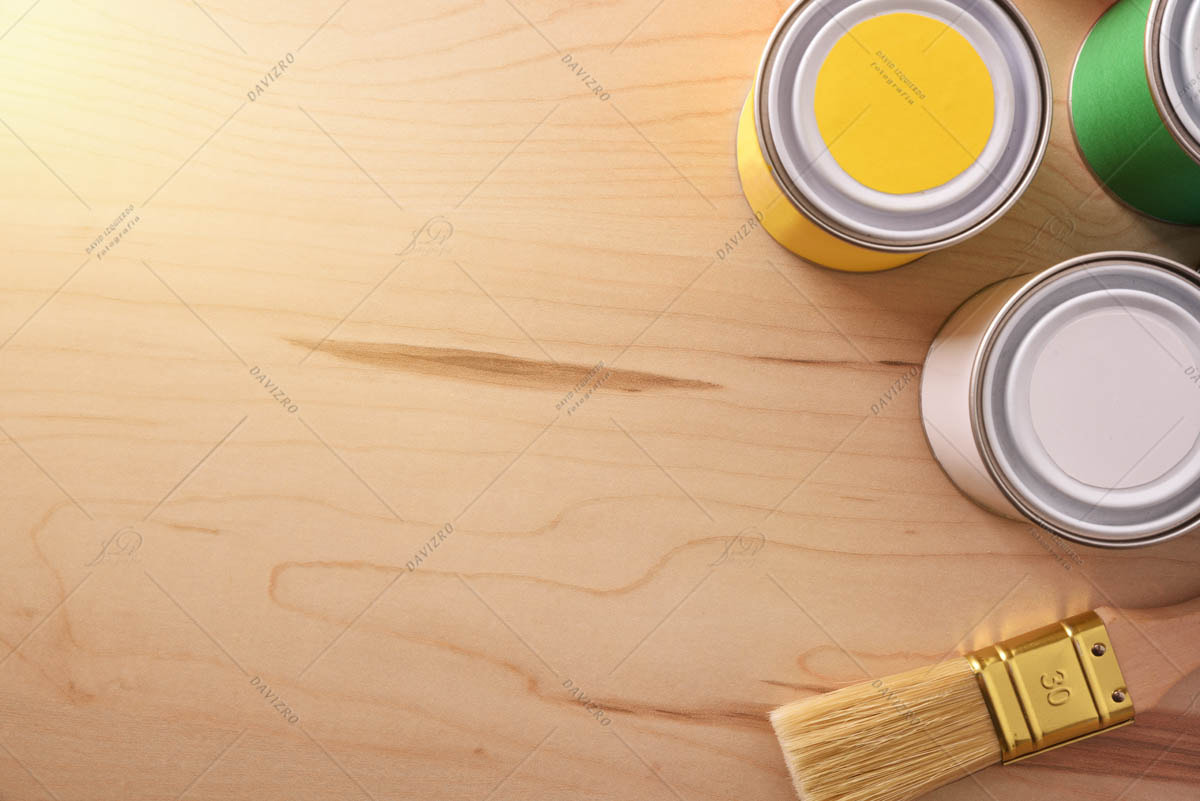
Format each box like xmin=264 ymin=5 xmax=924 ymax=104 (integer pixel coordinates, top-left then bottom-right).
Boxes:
xmin=770 ymin=658 xmax=1001 ymax=801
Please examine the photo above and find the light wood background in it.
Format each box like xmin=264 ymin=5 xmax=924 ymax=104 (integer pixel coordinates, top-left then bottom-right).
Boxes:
xmin=1 ymin=0 xmax=1197 ymax=799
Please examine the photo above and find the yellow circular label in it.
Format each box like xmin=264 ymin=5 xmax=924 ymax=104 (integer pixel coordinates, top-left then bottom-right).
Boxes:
xmin=814 ymin=12 xmax=995 ymax=195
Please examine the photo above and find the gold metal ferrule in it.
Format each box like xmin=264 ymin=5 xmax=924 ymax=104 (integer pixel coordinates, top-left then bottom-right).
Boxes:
xmin=967 ymin=611 xmax=1134 ymax=763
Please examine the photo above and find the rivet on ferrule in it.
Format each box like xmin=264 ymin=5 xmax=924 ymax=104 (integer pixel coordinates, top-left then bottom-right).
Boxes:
xmin=967 ymin=610 xmax=1135 ymax=763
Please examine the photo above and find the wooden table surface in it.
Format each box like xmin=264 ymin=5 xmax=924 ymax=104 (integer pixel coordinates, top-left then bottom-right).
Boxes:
xmin=1 ymin=0 xmax=1198 ymax=799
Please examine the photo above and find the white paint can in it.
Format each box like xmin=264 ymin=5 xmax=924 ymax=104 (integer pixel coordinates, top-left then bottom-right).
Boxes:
xmin=921 ymin=252 xmax=1200 ymax=548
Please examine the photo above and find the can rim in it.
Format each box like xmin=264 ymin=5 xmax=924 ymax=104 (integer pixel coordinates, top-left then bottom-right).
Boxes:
xmin=967 ymin=251 xmax=1200 ymax=549
xmin=1146 ymin=0 xmax=1200 ymax=165
xmin=752 ymin=0 xmax=1053 ymax=253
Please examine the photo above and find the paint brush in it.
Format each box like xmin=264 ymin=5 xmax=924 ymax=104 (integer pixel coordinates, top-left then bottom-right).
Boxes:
xmin=770 ymin=598 xmax=1200 ymax=801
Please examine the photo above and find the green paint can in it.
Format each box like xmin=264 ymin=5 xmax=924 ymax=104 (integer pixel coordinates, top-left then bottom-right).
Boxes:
xmin=1071 ymin=0 xmax=1200 ymax=224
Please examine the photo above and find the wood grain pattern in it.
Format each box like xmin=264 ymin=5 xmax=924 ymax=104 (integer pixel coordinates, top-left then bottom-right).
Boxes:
xmin=0 ymin=0 xmax=1197 ymax=799
xmin=1100 ymin=597 xmax=1200 ymax=710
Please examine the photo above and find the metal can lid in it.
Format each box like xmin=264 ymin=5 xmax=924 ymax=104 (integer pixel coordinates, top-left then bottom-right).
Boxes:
xmin=976 ymin=253 xmax=1200 ymax=547
xmin=1150 ymin=0 xmax=1200 ymax=162
xmin=756 ymin=0 xmax=1050 ymax=250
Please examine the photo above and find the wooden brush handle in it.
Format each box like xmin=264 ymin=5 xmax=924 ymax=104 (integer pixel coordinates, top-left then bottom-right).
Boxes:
xmin=1098 ymin=596 xmax=1200 ymax=710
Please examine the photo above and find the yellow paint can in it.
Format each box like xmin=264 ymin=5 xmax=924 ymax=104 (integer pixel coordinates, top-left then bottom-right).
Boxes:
xmin=737 ymin=0 xmax=1052 ymax=272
